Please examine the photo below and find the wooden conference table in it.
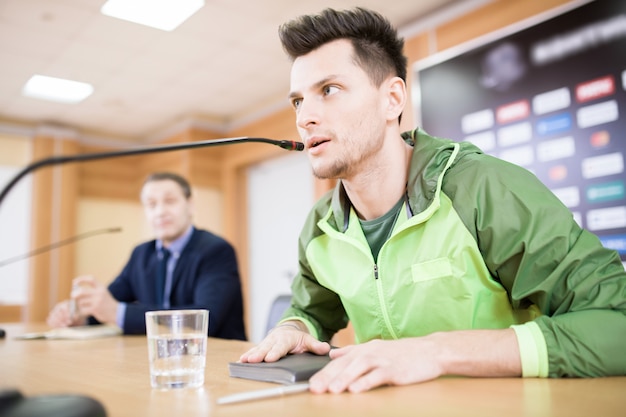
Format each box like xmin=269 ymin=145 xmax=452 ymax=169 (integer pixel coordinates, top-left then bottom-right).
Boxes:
xmin=1 ymin=323 xmax=625 ymax=417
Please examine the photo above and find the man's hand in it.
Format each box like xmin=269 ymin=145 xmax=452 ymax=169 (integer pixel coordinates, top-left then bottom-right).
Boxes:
xmin=46 ymin=300 xmax=87 ymax=328
xmin=308 ymin=338 xmax=443 ymax=394
xmin=309 ymin=329 xmax=522 ymax=394
xmin=239 ymin=321 xmax=331 ymax=363
xmin=71 ymin=275 xmax=119 ymax=325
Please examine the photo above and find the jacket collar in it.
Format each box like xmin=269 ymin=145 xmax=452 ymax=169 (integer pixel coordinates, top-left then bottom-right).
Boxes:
xmin=330 ymin=128 xmax=468 ymax=232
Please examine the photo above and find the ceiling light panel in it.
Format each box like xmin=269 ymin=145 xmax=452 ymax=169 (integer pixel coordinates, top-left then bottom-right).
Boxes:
xmin=22 ymin=75 xmax=94 ymax=104
xmin=100 ymin=0 xmax=205 ymax=31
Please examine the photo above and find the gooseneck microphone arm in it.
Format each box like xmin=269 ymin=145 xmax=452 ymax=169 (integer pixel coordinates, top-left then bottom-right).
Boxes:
xmin=0 ymin=227 xmax=123 ymax=268
xmin=0 ymin=136 xmax=304 ymax=206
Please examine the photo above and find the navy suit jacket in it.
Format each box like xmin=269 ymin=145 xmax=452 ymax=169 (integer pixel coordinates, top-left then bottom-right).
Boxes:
xmin=97 ymin=228 xmax=246 ymax=340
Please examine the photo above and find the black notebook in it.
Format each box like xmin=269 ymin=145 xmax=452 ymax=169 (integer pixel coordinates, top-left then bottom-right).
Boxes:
xmin=228 ymin=352 xmax=331 ymax=384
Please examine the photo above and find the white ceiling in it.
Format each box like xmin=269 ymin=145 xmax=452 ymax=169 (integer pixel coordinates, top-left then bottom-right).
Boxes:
xmin=0 ymin=0 xmax=464 ymax=144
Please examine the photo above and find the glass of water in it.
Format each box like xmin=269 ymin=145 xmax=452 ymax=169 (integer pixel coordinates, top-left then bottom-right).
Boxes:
xmin=145 ymin=309 xmax=209 ymax=389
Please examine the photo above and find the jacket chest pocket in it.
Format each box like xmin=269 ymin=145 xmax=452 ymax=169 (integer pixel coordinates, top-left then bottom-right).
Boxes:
xmin=411 ymin=257 xmax=453 ymax=283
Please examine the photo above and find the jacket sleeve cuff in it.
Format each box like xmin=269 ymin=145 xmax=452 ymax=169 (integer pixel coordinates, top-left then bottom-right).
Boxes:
xmin=116 ymin=302 xmax=127 ymax=330
xmin=279 ymin=316 xmax=319 ymax=340
xmin=511 ymin=321 xmax=549 ymax=378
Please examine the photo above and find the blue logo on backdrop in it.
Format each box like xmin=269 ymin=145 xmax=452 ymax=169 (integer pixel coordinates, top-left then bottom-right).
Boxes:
xmin=599 ymin=234 xmax=626 ymax=254
xmin=536 ymin=113 xmax=572 ymax=136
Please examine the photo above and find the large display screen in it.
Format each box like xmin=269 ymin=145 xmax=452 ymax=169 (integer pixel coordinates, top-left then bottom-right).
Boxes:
xmin=414 ymin=0 xmax=626 ymax=261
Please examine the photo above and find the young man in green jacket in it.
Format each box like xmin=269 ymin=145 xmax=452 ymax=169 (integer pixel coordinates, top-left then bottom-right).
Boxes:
xmin=240 ymin=7 xmax=626 ymax=393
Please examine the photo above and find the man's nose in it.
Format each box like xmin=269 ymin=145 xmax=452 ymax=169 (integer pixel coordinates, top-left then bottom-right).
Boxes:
xmin=296 ymin=99 xmax=320 ymax=129
xmin=153 ymin=203 xmax=167 ymax=215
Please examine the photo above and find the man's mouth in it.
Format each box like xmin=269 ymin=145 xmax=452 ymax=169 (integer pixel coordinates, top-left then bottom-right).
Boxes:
xmin=307 ymin=137 xmax=330 ymax=149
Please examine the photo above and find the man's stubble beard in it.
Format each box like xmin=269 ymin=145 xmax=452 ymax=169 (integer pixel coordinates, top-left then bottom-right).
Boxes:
xmin=311 ymin=158 xmax=349 ymax=180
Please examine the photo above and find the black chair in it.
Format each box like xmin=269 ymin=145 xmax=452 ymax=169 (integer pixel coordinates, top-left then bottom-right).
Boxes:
xmin=264 ymin=294 xmax=292 ymax=335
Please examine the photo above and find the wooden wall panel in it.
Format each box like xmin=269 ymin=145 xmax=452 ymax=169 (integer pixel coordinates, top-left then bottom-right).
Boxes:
xmin=140 ymin=151 xmax=190 ymax=180
xmin=230 ymin=106 xmax=297 ymax=139
xmin=0 ymin=133 xmax=31 ymax=165
xmin=56 ymin=140 xmax=79 ymax=307
xmin=78 ymin=152 xmax=143 ymax=200
xmin=404 ymin=31 xmax=431 ymax=62
xmin=225 ymin=107 xmax=299 ymax=167
xmin=186 ymin=127 xmax=229 ymax=189
xmin=189 ymin=150 xmax=222 ymax=189
xmin=220 ymin=166 xmax=250 ymax=333
xmin=403 ymin=32 xmax=431 ymax=131
xmin=27 ymin=137 xmax=55 ymax=322
xmin=435 ymin=0 xmax=572 ymax=51
xmin=80 ymin=176 xmax=139 ymax=201
xmin=77 ymin=127 xmax=230 ymax=200
xmin=0 ymin=305 xmax=23 ymax=322
xmin=27 ymin=136 xmax=78 ymax=322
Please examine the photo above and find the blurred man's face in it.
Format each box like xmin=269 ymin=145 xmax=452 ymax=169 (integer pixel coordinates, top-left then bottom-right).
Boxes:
xmin=140 ymin=179 xmax=193 ymax=246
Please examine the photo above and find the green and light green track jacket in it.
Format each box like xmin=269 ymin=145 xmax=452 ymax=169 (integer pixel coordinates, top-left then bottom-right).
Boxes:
xmin=282 ymin=128 xmax=626 ymax=378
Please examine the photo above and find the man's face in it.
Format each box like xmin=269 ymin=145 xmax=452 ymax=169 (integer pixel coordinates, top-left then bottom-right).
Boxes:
xmin=140 ymin=179 xmax=193 ymax=246
xmin=289 ymin=39 xmax=391 ymax=180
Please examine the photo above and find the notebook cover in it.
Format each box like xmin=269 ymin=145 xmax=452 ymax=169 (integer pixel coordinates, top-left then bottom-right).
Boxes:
xmin=228 ymin=352 xmax=331 ymax=384
xmin=15 ymin=325 xmax=122 ymax=340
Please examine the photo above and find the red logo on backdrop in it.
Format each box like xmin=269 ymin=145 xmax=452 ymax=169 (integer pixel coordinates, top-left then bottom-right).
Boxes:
xmin=576 ymin=76 xmax=615 ymax=103
xmin=590 ymin=131 xmax=610 ymax=148
xmin=496 ymin=100 xmax=530 ymax=124
xmin=549 ymin=165 xmax=568 ymax=181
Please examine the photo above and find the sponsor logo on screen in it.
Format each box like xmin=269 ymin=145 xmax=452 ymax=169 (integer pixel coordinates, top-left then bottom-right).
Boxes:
xmin=576 ymin=75 xmax=615 ymax=103
xmin=587 ymin=206 xmax=626 ymax=230
xmin=549 ymin=165 xmax=568 ymax=181
xmin=533 ymin=87 xmax=571 ymax=115
xmin=497 ymin=122 xmax=532 ymax=147
xmin=590 ymin=130 xmax=610 ymax=148
xmin=582 ymin=152 xmax=624 ymax=179
xmin=577 ymin=100 xmax=619 ymax=128
xmin=552 ymin=186 xmax=580 ymax=208
xmin=586 ymin=181 xmax=625 ymax=203
xmin=599 ymin=234 xmax=626 ymax=254
xmin=497 ymin=100 xmax=530 ymax=124
xmin=499 ymin=145 xmax=534 ymax=167
xmin=464 ymin=131 xmax=496 ymax=152
xmin=462 ymin=109 xmax=494 ymax=134
xmin=536 ymin=113 xmax=572 ymax=136
xmin=537 ymin=136 xmax=575 ymax=162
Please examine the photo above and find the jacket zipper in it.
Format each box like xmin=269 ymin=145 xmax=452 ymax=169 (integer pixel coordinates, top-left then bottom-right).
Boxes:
xmin=373 ymin=262 xmax=398 ymax=339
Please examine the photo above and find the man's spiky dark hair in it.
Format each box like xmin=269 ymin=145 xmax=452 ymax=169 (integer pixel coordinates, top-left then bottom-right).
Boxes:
xmin=279 ymin=7 xmax=407 ymax=86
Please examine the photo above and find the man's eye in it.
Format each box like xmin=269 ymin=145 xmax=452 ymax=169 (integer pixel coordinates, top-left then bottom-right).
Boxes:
xmin=291 ymin=98 xmax=302 ymax=109
xmin=323 ymin=85 xmax=338 ymax=96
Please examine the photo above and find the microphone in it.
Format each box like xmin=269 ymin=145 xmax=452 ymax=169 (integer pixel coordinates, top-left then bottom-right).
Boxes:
xmin=0 ymin=227 xmax=122 ymax=268
xmin=0 ymin=136 xmax=304 ymax=206
xmin=277 ymin=140 xmax=305 ymax=151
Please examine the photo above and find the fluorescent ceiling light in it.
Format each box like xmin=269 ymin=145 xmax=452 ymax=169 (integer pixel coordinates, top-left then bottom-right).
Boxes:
xmin=101 ymin=0 xmax=205 ymax=31
xmin=22 ymin=75 xmax=94 ymax=104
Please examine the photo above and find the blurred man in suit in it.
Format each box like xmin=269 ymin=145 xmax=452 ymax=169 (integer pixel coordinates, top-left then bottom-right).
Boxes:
xmin=47 ymin=172 xmax=246 ymax=340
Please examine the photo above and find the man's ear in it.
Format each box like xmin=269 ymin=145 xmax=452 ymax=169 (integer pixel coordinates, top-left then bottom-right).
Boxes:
xmin=384 ymin=76 xmax=406 ymax=122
